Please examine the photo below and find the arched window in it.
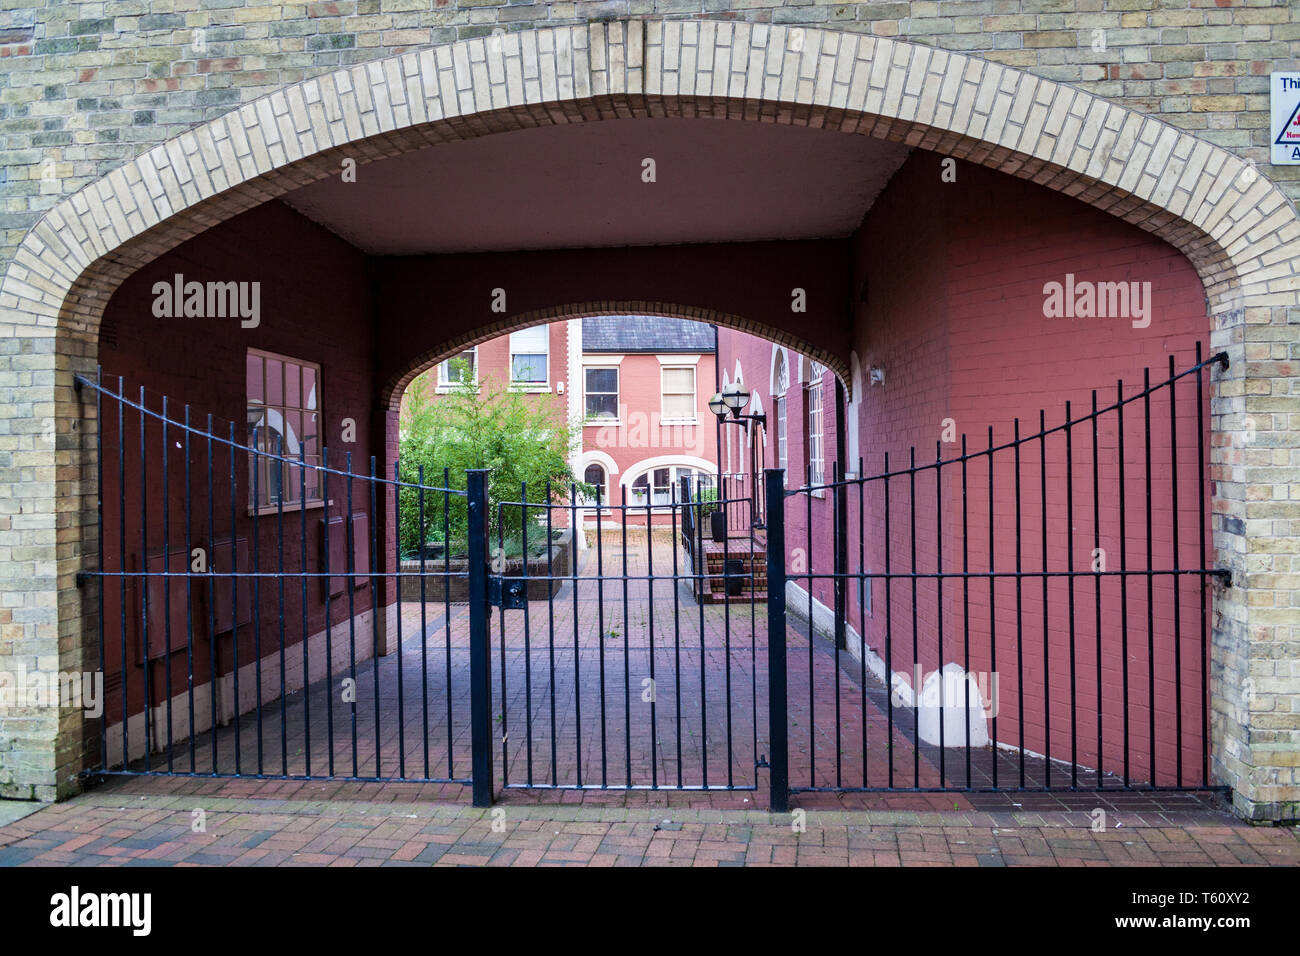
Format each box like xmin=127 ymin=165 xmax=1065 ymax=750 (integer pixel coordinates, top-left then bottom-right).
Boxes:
xmin=847 ymin=351 xmax=863 ymax=473
xmin=583 ymin=464 xmax=608 ymax=504
xmin=772 ymin=350 xmax=789 ymax=474
xmin=628 ymin=465 xmax=709 ymax=508
xmin=806 ymin=370 xmax=824 ymax=486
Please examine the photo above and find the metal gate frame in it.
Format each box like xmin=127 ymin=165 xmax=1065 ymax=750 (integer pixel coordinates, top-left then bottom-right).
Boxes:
xmin=77 ymin=370 xmax=473 ymax=788
xmin=75 ymin=345 xmax=1230 ymax=809
xmin=76 ymin=371 xmax=764 ymax=804
xmin=485 ymin=474 xmax=764 ymax=796
xmin=766 ymin=344 xmax=1232 ymax=809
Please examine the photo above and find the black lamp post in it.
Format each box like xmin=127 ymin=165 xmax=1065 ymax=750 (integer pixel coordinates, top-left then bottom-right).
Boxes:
xmin=709 ymin=383 xmax=765 ymax=427
xmin=707 ymin=382 xmax=768 ymax=536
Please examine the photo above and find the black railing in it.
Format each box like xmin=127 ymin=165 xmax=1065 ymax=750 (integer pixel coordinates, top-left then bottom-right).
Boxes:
xmin=770 ymin=343 xmax=1229 ymax=803
xmin=75 ymin=345 xmax=1228 ymax=808
xmin=719 ymin=472 xmax=764 ymax=533
xmin=76 ymin=369 xmax=764 ymax=799
xmin=490 ymin=478 xmax=763 ymax=791
xmin=76 ymin=370 xmax=471 ymax=785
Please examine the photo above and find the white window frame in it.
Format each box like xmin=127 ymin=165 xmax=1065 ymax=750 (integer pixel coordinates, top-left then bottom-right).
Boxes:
xmin=660 ymin=365 xmax=697 ymax=424
xmin=436 ymin=347 xmax=478 ymax=390
xmin=583 ymin=366 xmax=621 ymax=423
xmin=509 ymin=326 xmax=549 ymax=389
xmin=773 ymin=351 xmax=789 ymax=485
xmin=806 ymin=375 xmax=825 ymax=495
xmin=627 ymin=464 xmax=711 ymax=511
xmin=582 ymin=463 xmax=610 ymax=509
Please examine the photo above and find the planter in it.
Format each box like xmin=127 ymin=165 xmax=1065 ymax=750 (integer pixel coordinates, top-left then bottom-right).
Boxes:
xmin=724 ymin=558 xmax=745 ymax=596
xmin=399 ymin=527 xmax=575 ymax=603
xmin=709 ymin=511 xmax=726 ymax=543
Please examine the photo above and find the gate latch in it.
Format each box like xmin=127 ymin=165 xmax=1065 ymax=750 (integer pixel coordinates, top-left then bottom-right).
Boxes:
xmin=488 ymin=576 xmax=528 ymax=610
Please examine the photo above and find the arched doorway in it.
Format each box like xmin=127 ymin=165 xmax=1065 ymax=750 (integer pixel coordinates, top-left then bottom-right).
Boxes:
xmin=1 ymin=21 xmax=1291 ymax=812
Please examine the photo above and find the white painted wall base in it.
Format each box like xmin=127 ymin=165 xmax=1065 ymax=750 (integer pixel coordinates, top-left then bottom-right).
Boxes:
xmin=785 ymin=582 xmax=991 ymax=748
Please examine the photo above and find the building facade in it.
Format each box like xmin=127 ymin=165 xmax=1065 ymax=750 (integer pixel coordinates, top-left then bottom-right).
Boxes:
xmin=577 ymin=315 xmax=718 ymax=523
xmin=0 ymin=11 xmax=1297 ymax=819
xmin=403 ymin=313 xmax=721 ymax=526
xmin=716 ymin=329 xmax=843 ymax=628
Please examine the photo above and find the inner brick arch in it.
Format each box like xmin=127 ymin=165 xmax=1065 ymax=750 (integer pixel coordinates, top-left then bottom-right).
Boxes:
xmin=2 ymin=17 xmax=1297 ymax=804
xmin=382 ymin=300 xmax=846 ymax=413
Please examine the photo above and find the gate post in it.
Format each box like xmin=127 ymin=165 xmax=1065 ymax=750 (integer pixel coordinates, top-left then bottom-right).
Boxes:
xmin=466 ymin=469 xmax=494 ymax=807
xmin=764 ymin=468 xmax=789 ymax=813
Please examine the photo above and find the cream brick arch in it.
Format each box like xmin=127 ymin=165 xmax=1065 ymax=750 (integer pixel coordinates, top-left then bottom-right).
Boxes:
xmin=1 ymin=18 xmax=1295 ymax=809
xmin=7 ymin=21 xmax=1297 ymax=354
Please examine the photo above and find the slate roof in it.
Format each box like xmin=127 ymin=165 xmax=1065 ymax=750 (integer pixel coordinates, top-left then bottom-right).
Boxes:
xmin=582 ymin=315 xmax=717 ymax=353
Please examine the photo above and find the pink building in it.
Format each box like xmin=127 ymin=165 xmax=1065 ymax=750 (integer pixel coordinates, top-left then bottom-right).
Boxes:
xmin=414 ymin=321 xmax=569 ymax=404
xmin=407 ymin=315 xmax=721 ymax=527
xmin=715 ymin=329 xmax=846 ymax=616
xmin=577 ymin=316 xmax=718 ymax=526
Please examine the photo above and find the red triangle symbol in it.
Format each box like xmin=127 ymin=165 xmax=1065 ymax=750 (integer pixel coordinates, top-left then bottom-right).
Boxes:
xmin=1277 ymin=98 xmax=1300 ymax=145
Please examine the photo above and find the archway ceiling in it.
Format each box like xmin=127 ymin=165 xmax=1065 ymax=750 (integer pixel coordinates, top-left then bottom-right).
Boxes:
xmin=279 ymin=116 xmax=911 ymax=255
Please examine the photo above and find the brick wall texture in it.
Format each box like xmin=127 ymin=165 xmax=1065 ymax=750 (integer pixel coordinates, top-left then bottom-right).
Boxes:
xmin=2 ymin=0 xmax=1299 ymax=269
xmin=0 ymin=8 xmax=1296 ymax=816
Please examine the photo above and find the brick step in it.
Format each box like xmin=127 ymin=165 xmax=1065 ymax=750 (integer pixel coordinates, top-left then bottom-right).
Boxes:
xmin=699 ymin=589 xmax=767 ymax=605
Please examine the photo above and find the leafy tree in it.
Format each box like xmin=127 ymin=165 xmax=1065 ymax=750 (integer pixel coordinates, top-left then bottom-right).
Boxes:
xmin=397 ymin=359 xmax=588 ymax=558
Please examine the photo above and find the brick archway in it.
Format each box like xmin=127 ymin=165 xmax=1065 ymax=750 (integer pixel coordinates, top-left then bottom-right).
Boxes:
xmin=383 ymin=299 xmax=847 ymax=412
xmin=2 ymin=19 xmax=1294 ymax=811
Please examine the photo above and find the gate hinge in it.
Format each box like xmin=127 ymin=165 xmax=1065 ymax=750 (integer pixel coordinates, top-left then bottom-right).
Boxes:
xmin=1215 ymin=568 xmax=1232 ymax=588
xmin=488 ymin=576 xmax=528 ymax=610
xmin=756 ymin=753 xmax=770 ymax=769
xmin=75 ymin=570 xmax=90 ymax=588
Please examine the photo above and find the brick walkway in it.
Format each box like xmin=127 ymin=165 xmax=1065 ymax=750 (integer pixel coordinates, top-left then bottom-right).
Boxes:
xmin=1 ymin=782 xmax=1296 ymax=867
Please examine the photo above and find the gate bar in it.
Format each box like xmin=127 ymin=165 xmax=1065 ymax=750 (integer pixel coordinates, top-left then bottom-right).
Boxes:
xmin=765 ymin=468 xmax=789 ymax=813
xmin=467 ymin=469 xmax=493 ymax=807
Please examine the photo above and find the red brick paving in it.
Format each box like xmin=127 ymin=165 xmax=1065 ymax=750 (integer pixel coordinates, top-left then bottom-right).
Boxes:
xmin=1 ymin=781 xmax=1296 ymax=867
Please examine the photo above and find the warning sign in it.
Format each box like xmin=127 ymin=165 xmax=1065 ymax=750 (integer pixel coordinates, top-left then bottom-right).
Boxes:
xmin=1271 ymin=72 xmax=1300 ymax=165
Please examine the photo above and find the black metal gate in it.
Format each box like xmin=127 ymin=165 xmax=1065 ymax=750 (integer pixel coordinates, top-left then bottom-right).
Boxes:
xmin=769 ymin=344 xmax=1229 ymax=808
xmin=79 ymin=371 xmax=473 ymax=785
xmin=77 ymin=370 xmax=766 ymax=800
xmin=488 ymin=479 xmax=764 ymax=794
xmin=77 ymin=345 xmax=1227 ymax=807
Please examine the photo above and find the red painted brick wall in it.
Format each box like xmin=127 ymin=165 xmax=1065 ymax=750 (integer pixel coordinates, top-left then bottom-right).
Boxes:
xmin=96 ymin=200 xmax=378 ymax=725
xmin=716 ymin=329 xmax=843 ymax=612
xmin=584 ymin=350 xmax=718 ymax=523
xmin=850 ymin=156 xmax=1212 ymax=784
xmin=374 ymin=239 xmax=851 ymax=405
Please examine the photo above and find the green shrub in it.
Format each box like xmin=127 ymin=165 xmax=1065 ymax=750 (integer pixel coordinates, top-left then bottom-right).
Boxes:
xmin=693 ymin=485 xmax=721 ymax=517
xmin=397 ymin=360 xmax=590 ymax=557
